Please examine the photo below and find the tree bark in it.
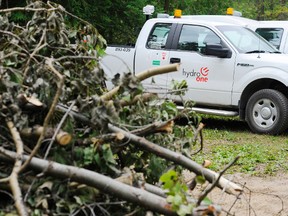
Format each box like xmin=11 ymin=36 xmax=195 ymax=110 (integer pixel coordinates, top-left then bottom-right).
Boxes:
xmin=101 ymin=63 xmax=179 ymax=101
xmin=108 ymin=124 xmax=243 ymax=195
xmin=55 ymin=105 xmax=243 ymax=194
xmin=6 ymin=120 xmax=28 ymax=216
xmin=164 ymin=0 xmax=170 ymax=13
xmin=20 ymin=126 xmax=72 ymax=145
xmin=0 ymin=148 xmax=176 ymax=216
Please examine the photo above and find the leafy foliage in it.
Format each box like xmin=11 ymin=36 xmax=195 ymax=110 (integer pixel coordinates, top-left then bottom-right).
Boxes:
xmin=160 ymin=170 xmax=194 ymax=216
xmin=0 ymin=1 xmax=205 ymax=215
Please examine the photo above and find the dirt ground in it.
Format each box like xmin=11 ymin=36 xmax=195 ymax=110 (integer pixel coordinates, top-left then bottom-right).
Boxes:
xmin=184 ymin=171 xmax=288 ymax=216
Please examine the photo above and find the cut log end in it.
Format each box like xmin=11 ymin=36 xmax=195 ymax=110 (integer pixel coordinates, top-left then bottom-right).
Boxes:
xmin=156 ymin=120 xmax=174 ymax=133
xmin=56 ymin=132 xmax=72 ymax=145
xmin=115 ymin=132 xmax=125 ymax=141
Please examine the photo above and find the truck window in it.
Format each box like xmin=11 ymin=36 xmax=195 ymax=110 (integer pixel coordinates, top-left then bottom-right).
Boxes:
xmin=177 ymin=25 xmax=221 ymax=54
xmin=217 ymin=25 xmax=276 ymax=53
xmin=255 ymin=28 xmax=283 ymax=49
xmin=147 ymin=23 xmax=172 ymax=50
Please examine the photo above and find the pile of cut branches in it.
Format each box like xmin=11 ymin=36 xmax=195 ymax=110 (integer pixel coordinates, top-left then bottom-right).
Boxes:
xmin=0 ymin=1 xmax=242 ymax=215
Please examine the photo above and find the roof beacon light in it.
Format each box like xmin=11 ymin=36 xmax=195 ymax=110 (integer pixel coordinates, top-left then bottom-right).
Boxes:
xmin=143 ymin=5 xmax=155 ymax=15
xmin=226 ymin=7 xmax=234 ymax=15
xmin=174 ymin=9 xmax=182 ymax=18
xmin=226 ymin=7 xmax=242 ymax=17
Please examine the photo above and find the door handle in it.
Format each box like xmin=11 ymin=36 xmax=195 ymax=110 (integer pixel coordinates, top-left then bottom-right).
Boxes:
xmin=170 ymin=58 xmax=181 ymax=63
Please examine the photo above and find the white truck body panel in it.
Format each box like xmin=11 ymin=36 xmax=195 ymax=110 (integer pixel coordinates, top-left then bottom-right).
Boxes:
xmin=134 ymin=19 xmax=238 ymax=107
xmin=102 ymin=18 xmax=284 ymax=106
xmin=101 ymin=16 xmax=288 ymax=134
xmin=101 ymin=46 xmax=135 ymax=76
xmin=142 ymin=49 xmax=237 ymax=106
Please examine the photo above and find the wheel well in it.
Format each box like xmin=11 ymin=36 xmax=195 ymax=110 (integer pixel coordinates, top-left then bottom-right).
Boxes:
xmin=239 ymin=79 xmax=288 ymax=120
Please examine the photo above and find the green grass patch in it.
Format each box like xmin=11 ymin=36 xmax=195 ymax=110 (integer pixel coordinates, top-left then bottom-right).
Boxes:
xmin=192 ymin=116 xmax=288 ymax=176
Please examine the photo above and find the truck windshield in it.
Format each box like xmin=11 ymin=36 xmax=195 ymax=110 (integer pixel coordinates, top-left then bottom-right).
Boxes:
xmin=217 ymin=25 xmax=278 ymax=54
xmin=255 ymin=28 xmax=283 ymax=50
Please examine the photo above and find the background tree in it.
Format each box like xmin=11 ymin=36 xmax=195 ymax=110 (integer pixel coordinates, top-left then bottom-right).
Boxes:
xmin=4 ymin=0 xmax=288 ymax=44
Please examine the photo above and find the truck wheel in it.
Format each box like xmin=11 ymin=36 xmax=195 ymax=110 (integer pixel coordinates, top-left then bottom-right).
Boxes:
xmin=245 ymin=89 xmax=288 ymax=135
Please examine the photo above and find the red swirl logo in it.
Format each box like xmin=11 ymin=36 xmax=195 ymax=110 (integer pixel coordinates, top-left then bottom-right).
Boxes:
xmin=200 ymin=67 xmax=209 ymax=76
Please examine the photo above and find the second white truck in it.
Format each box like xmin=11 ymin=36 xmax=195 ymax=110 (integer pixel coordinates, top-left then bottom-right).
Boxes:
xmin=101 ymin=14 xmax=288 ymax=135
xmin=185 ymin=14 xmax=288 ymax=53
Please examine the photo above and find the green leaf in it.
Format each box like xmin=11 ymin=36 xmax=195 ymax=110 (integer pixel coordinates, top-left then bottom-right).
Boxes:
xmin=159 ymin=171 xmax=171 ymax=183
xmin=173 ymin=194 xmax=183 ymax=206
xmin=94 ymin=152 xmax=101 ymax=167
xmin=73 ymin=196 xmax=83 ymax=205
xmin=186 ymin=129 xmax=194 ymax=138
xmin=162 ymin=110 xmax=169 ymax=120
xmin=64 ymin=70 xmax=71 ymax=78
xmin=147 ymin=156 xmax=166 ymax=181
xmin=9 ymin=71 xmax=23 ymax=84
xmin=96 ymin=46 xmax=106 ymax=57
xmin=68 ymin=30 xmax=77 ymax=38
xmin=83 ymin=147 xmax=94 ymax=165
xmin=195 ymin=175 xmax=206 ymax=185
xmin=102 ymin=144 xmax=116 ymax=165
xmin=167 ymin=195 xmax=174 ymax=203
xmin=201 ymin=197 xmax=212 ymax=205
xmin=177 ymin=204 xmax=194 ymax=216
xmin=160 ymin=170 xmax=178 ymax=190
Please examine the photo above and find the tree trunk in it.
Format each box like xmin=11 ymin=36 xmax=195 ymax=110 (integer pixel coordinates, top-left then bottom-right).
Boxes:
xmin=164 ymin=0 xmax=169 ymax=13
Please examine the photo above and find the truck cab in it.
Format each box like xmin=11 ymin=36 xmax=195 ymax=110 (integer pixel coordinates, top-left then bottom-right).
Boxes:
xmin=101 ymin=15 xmax=288 ymax=135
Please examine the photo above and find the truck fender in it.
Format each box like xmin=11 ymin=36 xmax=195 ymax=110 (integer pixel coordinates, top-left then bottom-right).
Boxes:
xmin=232 ymin=67 xmax=288 ymax=118
xmin=233 ymin=67 xmax=288 ymax=94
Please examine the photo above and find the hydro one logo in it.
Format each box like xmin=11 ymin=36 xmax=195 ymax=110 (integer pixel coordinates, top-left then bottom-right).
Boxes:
xmin=182 ymin=67 xmax=209 ymax=82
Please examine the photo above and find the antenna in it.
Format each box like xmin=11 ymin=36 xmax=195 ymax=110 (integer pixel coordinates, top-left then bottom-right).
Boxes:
xmin=257 ymin=35 xmax=261 ymax=58
xmin=257 ymin=24 xmax=261 ymax=58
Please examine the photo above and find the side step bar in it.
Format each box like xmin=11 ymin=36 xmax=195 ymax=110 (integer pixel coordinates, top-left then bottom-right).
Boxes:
xmin=176 ymin=106 xmax=239 ymax=117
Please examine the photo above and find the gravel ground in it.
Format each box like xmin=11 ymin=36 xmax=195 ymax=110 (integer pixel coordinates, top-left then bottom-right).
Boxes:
xmin=183 ymin=171 xmax=288 ymax=216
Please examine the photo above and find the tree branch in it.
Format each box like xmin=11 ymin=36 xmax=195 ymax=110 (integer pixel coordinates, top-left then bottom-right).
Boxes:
xmin=119 ymin=92 xmax=157 ymax=107
xmin=191 ymin=122 xmax=205 ymax=156
xmin=0 ymin=148 xmax=176 ymax=216
xmin=108 ymin=124 xmax=243 ymax=195
xmin=197 ymin=156 xmax=240 ymax=206
xmin=130 ymin=120 xmax=175 ymax=136
xmin=20 ymin=58 xmax=65 ymax=172
xmin=55 ymin=105 xmax=242 ymax=194
xmin=5 ymin=120 xmax=28 ymax=216
xmin=100 ymin=63 xmax=180 ymax=101
xmin=20 ymin=126 xmax=72 ymax=146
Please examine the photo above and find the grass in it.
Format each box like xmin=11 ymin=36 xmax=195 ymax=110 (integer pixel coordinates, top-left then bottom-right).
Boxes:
xmin=191 ymin=115 xmax=288 ymax=176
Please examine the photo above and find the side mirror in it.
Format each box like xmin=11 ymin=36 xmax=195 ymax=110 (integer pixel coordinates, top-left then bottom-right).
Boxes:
xmin=205 ymin=44 xmax=231 ymax=58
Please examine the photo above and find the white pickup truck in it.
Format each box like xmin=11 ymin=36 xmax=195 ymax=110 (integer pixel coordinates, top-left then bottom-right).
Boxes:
xmin=101 ymin=15 xmax=288 ymax=135
xmin=188 ymin=14 xmax=288 ymax=53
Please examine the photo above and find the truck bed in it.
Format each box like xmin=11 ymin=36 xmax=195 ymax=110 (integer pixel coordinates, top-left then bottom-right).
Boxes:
xmin=100 ymin=45 xmax=136 ymax=80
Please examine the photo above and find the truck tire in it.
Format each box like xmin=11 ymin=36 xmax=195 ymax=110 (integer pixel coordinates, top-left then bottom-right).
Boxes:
xmin=245 ymin=89 xmax=288 ymax=135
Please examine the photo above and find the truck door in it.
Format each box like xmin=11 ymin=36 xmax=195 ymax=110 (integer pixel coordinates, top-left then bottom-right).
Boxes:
xmin=167 ymin=24 xmax=236 ymax=106
xmin=134 ymin=22 xmax=174 ymax=95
